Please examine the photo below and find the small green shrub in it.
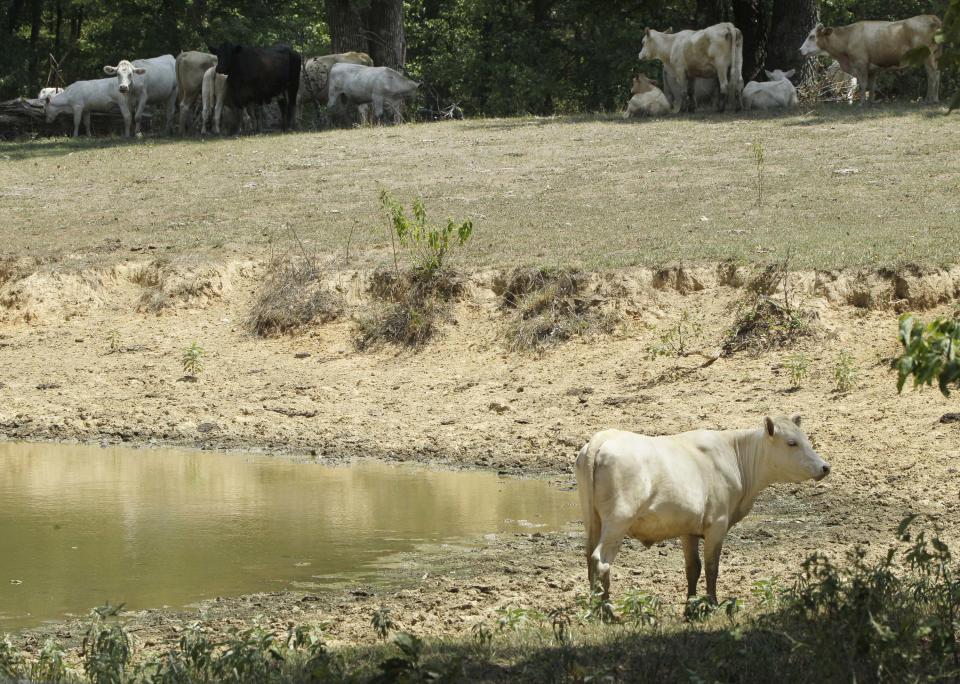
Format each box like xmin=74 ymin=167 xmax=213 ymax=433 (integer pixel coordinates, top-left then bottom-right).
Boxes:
xmin=213 ymin=625 xmax=284 ymax=683
xmin=615 ymin=589 xmax=661 ymax=627
xmin=31 ymin=638 xmax=68 ymax=683
xmin=753 ymin=136 xmax=765 ymax=207
xmin=784 ymin=353 xmax=810 ymax=388
xmin=181 ymin=342 xmax=205 ymax=378
xmin=82 ymin=604 xmax=131 ymax=684
xmin=646 ymin=309 xmax=702 ymax=358
xmin=380 ymin=190 xmax=473 ymax=279
xmin=893 ymin=314 xmax=960 ymax=396
xmin=496 ymin=605 xmax=543 ymax=632
xmin=371 ymin=605 xmax=397 ymax=641
xmin=834 ymin=350 xmax=857 ymax=393
xmin=0 ymin=634 xmax=26 ymax=681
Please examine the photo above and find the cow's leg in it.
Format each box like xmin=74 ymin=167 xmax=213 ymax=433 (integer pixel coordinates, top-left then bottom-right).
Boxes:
xmin=213 ymin=93 xmax=224 ymax=134
xmin=165 ymin=91 xmax=177 ymax=135
xmin=584 ymin=508 xmax=602 ymax=593
xmin=72 ymin=107 xmax=83 ymax=137
xmin=591 ymin=518 xmax=629 ymax=600
xmin=134 ymin=96 xmax=147 ymax=137
xmin=681 ymin=535 xmax=702 ymax=598
xmin=178 ymin=96 xmax=191 ymax=135
xmin=925 ymin=51 xmax=940 ymax=104
xmin=82 ymin=111 xmax=92 ymax=136
xmin=715 ymin=65 xmax=730 ymax=113
xmin=672 ymin=71 xmax=688 ymax=114
xmin=853 ymin=64 xmax=870 ymax=105
xmin=119 ymin=100 xmax=132 ymax=138
xmin=702 ymin=526 xmax=726 ymax=603
xmin=372 ymin=95 xmax=386 ymax=125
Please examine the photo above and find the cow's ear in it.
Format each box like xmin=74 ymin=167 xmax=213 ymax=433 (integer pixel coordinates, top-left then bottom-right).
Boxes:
xmin=134 ymin=67 xmax=146 ymax=75
xmin=764 ymin=416 xmax=775 ymax=437
xmin=822 ymin=27 xmax=833 ymax=36
xmin=790 ymin=414 xmax=802 ymax=427
xmin=785 ymin=69 xmax=795 ymax=79
xmin=644 ymin=27 xmax=650 ymax=36
xmin=103 ymin=65 xmax=117 ymax=75
xmin=665 ymin=26 xmax=673 ymax=34
xmin=765 ymin=70 xmax=773 ymax=79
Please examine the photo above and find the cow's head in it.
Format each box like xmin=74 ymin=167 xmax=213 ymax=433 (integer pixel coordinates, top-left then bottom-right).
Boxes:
xmin=631 ymin=74 xmax=657 ymax=95
xmin=765 ymin=69 xmax=795 ymax=82
xmin=210 ymin=43 xmax=242 ymax=75
xmin=761 ymin=415 xmax=831 ymax=483
xmin=799 ymin=24 xmax=832 ymax=57
xmin=103 ymin=60 xmax=145 ymax=94
xmin=638 ymin=27 xmax=671 ymax=62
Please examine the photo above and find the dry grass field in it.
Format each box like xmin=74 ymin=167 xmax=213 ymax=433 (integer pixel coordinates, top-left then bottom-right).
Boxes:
xmin=2 ymin=106 xmax=960 ymax=680
xmin=1 ymin=104 xmax=958 ymax=270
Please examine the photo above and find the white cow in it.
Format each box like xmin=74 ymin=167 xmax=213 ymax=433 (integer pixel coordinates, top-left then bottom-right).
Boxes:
xmin=623 ymin=74 xmax=671 ymax=117
xmin=296 ymin=51 xmax=373 ymax=126
xmin=742 ymin=69 xmax=799 ymax=110
xmin=44 ymin=79 xmax=125 ymax=137
xmin=200 ymin=66 xmax=252 ymax=134
xmin=326 ymin=63 xmax=420 ymax=124
xmin=639 ymin=23 xmax=744 ymax=112
xmin=799 ymin=15 xmax=942 ymax=104
xmin=576 ymin=415 xmax=830 ymax=602
xmin=825 ymin=61 xmax=858 ymax=103
xmin=37 ymin=87 xmax=63 ymax=101
xmin=103 ymin=54 xmax=178 ymax=136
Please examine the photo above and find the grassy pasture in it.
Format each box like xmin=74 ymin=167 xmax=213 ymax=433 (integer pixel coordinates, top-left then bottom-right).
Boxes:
xmin=1 ymin=104 xmax=957 ymax=271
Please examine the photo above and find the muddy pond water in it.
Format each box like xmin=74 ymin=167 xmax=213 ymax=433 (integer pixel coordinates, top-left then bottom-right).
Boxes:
xmin=0 ymin=442 xmax=578 ymax=630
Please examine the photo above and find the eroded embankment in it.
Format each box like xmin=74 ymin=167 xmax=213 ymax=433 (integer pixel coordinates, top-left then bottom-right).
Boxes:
xmin=0 ymin=256 xmax=958 ymax=474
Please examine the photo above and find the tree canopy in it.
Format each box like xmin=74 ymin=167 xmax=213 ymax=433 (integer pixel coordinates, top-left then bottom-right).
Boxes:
xmin=0 ymin=0 xmax=953 ymax=112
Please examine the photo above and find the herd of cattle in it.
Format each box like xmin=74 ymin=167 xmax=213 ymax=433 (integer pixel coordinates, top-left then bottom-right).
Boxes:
xmin=36 ymin=13 xmax=944 ymax=137
xmin=40 ymin=43 xmax=419 ymax=137
xmin=625 ymin=14 xmax=942 ymax=117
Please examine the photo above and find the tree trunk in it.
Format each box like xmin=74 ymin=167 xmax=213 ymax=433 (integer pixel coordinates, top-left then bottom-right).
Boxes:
xmin=325 ymin=0 xmax=368 ymax=54
xmin=367 ymin=0 xmax=405 ymax=70
xmin=731 ymin=0 xmax=769 ymax=82
xmin=28 ymin=0 xmax=42 ymax=86
xmin=695 ymin=0 xmax=724 ymax=26
xmin=53 ymin=0 xmax=61 ymax=57
xmin=765 ymin=0 xmax=819 ymax=82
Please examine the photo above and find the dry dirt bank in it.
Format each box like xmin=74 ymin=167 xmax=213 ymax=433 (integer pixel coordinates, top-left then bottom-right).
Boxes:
xmin=2 ymin=257 xmax=960 ymax=649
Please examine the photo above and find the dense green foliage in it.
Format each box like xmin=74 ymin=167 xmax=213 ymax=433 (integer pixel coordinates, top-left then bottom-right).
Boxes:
xmin=895 ymin=313 xmax=960 ymax=396
xmin=3 ymin=0 xmax=956 ymax=112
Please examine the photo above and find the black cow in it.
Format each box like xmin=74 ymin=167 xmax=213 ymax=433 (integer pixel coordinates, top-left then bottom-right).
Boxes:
xmin=209 ymin=43 xmax=302 ymax=131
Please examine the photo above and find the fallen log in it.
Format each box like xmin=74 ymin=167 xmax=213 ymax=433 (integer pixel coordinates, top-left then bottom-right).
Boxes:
xmin=0 ymin=96 xmax=156 ymax=139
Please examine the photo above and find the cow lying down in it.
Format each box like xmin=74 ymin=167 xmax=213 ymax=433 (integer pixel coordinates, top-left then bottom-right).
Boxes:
xmin=624 ymin=74 xmax=671 ymax=117
xmin=576 ymin=415 xmax=830 ymax=602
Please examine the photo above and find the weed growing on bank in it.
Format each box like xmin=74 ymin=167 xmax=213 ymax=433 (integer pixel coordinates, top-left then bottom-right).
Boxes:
xmin=353 ymin=193 xmax=473 ymax=350
xmin=3 ymin=517 xmax=959 ymax=683
xmin=248 ymin=238 xmax=343 ymax=337
xmin=181 ymin=342 xmax=205 ymax=378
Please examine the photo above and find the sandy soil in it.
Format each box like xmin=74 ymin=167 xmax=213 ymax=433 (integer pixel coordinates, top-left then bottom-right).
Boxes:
xmin=2 ymin=256 xmax=959 ymax=654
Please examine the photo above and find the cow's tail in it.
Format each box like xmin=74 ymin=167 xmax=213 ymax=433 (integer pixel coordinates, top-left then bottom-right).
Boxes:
xmin=575 ymin=438 xmax=601 ymax=585
xmin=175 ymin=55 xmax=187 ymax=106
xmin=728 ymin=25 xmax=744 ymax=109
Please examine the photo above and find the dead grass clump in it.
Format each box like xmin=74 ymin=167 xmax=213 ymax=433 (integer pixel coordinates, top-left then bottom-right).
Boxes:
xmin=500 ymin=267 xmax=618 ymax=352
xmin=353 ymin=298 xmax=440 ymax=350
xmin=248 ymin=255 xmax=343 ymax=337
xmin=722 ymin=296 xmax=818 ymax=356
xmin=368 ymin=266 xmax=465 ymax=303
xmin=134 ymin=258 xmax=228 ymax=313
xmin=353 ymin=266 xmax=465 ymax=350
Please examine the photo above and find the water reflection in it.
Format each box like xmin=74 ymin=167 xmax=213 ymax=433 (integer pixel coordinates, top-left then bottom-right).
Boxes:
xmin=0 ymin=442 xmax=577 ymax=630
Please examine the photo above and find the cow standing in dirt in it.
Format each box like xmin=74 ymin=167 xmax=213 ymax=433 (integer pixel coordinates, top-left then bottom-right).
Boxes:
xmin=576 ymin=415 xmax=830 ymax=603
